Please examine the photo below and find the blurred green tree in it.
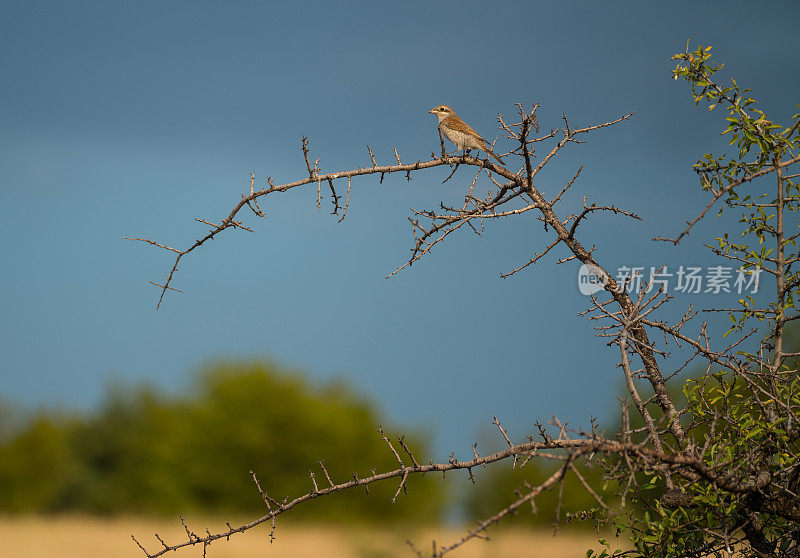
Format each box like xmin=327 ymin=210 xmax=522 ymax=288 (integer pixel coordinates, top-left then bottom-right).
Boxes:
xmin=0 ymin=361 xmax=442 ymax=522
xmin=0 ymin=412 xmax=79 ymax=512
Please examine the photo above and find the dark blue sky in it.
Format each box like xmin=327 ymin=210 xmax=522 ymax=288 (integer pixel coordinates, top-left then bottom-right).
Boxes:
xmin=1 ymin=1 xmax=798 ymax=457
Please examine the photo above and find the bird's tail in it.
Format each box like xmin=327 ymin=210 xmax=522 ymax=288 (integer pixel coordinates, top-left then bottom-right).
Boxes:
xmin=487 ymin=149 xmax=504 ymax=165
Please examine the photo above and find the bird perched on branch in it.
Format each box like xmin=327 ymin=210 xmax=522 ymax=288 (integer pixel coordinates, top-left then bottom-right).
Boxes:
xmin=428 ymin=104 xmax=504 ymax=165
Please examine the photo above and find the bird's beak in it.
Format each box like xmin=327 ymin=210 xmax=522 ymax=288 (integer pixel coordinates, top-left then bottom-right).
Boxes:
xmin=428 ymin=108 xmax=436 ymax=114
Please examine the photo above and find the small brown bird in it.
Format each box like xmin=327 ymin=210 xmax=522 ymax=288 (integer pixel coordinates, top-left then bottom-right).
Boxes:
xmin=428 ymin=104 xmax=504 ymax=164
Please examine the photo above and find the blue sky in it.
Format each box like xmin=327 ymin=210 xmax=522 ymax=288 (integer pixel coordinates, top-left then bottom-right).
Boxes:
xmin=1 ymin=1 xmax=798 ymax=458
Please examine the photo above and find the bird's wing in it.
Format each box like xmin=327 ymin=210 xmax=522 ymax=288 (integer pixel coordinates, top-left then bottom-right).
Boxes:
xmin=446 ymin=115 xmax=486 ymax=142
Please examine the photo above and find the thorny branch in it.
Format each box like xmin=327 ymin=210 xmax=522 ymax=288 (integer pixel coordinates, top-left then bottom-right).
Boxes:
xmin=129 ymin=85 xmax=800 ymax=557
xmin=131 ymin=420 xmax=771 ymax=558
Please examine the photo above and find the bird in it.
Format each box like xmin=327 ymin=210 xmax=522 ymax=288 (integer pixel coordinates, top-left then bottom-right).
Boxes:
xmin=428 ymin=104 xmax=504 ymax=164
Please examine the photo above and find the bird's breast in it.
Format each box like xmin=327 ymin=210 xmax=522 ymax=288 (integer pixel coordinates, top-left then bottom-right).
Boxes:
xmin=441 ymin=125 xmax=480 ymax=151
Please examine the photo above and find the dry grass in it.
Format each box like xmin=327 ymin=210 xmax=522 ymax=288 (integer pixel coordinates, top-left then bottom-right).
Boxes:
xmin=0 ymin=515 xmax=624 ymax=557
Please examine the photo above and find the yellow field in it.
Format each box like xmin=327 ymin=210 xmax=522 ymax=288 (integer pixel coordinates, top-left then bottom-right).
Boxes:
xmin=0 ymin=516 xmax=622 ymax=557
